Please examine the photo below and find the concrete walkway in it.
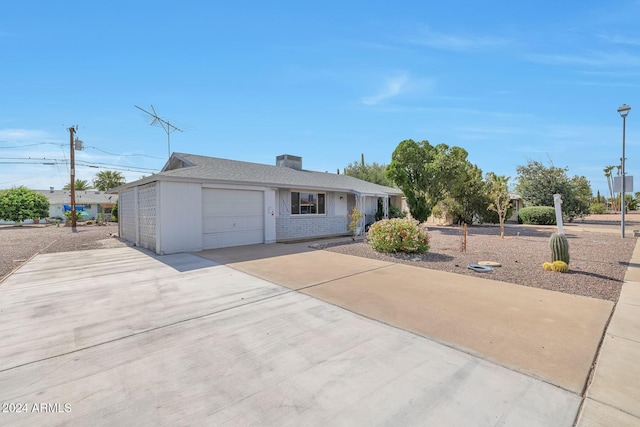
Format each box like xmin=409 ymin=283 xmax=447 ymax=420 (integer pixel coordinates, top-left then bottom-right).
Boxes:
xmin=577 ymin=241 xmax=640 ymax=425
xmin=0 ymin=246 xmax=582 ymax=426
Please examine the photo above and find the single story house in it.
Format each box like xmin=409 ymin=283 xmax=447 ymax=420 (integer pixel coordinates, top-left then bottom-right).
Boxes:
xmin=114 ymin=153 xmax=404 ymax=255
xmin=0 ymin=189 xmax=117 ymax=225
xmin=37 ymin=189 xmax=117 ymax=221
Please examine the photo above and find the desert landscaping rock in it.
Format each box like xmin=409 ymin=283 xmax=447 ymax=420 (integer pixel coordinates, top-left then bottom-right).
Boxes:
xmin=467 ymin=263 xmax=494 ymax=273
xmin=0 ymin=224 xmax=129 ymax=282
xmin=478 ymin=261 xmax=502 ymax=267
xmin=324 ymin=224 xmax=637 ymax=302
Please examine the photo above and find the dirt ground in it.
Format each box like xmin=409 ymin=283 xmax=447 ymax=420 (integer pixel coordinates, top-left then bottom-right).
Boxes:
xmin=0 ymin=223 xmax=129 ymax=282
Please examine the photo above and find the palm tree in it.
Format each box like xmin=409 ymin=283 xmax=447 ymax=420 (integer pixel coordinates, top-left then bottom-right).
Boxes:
xmin=63 ymin=179 xmax=92 ymax=191
xmin=92 ymin=170 xmax=126 ymax=191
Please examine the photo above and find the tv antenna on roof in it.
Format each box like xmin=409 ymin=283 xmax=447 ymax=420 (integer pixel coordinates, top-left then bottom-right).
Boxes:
xmin=135 ymin=104 xmax=183 ymax=161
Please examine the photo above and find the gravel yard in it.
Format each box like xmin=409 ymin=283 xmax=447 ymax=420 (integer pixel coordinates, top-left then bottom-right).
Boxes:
xmin=324 ymin=222 xmax=637 ymax=302
xmin=0 ymin=224 xmax=130 ymax=281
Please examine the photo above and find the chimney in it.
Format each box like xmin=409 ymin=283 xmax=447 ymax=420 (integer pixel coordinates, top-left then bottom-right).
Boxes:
xmin=276 ymin=154 xmax=302 ymax=170
xmin=50 ymin=187 xmax=54 ymax=193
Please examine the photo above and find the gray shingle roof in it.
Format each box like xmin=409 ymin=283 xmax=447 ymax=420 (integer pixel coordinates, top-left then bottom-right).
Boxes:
xmin=132 ymin=153 xmax=402 ymax=196
xmin=36 ymin=190 xmax=117 ymax=205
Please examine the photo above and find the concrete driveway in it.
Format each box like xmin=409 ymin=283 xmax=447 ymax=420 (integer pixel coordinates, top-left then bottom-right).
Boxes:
xmin=198 ymin=243 xmax=613 ymax=395
xmin=0 ymin=245 xmax=588 ymax=425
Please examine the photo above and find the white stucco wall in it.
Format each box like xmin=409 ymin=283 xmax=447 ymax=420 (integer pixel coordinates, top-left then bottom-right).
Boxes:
xmin=265 ymin=188 xmax=276 ymax=243
xmin=334 ymin=192 xmax=348 ymax=216
xmin=158 ymin=181 xmax=203 ymax=254
xmin=119 ymin=188 xmax=136 ymax=243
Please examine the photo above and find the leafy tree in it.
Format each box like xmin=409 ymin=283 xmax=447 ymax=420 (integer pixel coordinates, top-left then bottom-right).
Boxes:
xmin=0 ymin=187 xmax=50 ymax=223
xmin=93 ymin=170 xmax=126 ymax=191
xmin=344 ymin=154 xmax=392 ymax=187
xmin=434 ymin=162 xmax=489 ymax=225
xmin=486 ymin=173 xmax=511 ymax=238
xmin=386 ymin=140 xmax=435 ymax=221
xmin=516 ymin=160 xmax=592 ymax=221
xmin=63 ymin=179 xmax=92 ymax=190
xmin=387 ymin=140 xmax=472 ymax=221
xmin=445 ymin=161 xmax=490 ymax=225
xmin=569 ymin=175 xmax=592 ymax=219
xmin=111 ymin=199 xmax=118 ymax=222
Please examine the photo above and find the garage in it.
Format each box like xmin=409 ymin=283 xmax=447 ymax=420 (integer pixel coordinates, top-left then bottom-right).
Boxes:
xmin=202 ymin=188 xmax=264 ymax=249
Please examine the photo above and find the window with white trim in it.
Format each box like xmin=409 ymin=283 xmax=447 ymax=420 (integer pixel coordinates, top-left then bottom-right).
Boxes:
xmin=291 ymin=192 xmax=325 ymax=215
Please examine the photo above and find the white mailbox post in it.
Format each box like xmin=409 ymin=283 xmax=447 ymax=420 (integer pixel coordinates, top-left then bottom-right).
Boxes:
xmin=553 ymin=194 xmax=564 ymax=234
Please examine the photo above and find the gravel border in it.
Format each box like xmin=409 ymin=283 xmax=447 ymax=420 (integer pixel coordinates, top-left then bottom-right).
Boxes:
xmin=322 ymin=224 xmax=637 ymax=302
xmin=0 ymin=224 xmax=130 ymax=282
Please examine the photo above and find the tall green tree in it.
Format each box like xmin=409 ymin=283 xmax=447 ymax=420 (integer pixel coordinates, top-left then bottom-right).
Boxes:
xmin=516 ymin=160 xmax=591 ymax=221
xmin=436 ymin=162 xmax=489 ymax=224
xmin=63 ymin=179 xmax=92 ymax=190
xmin=0 ymin=187 xmax=49 ymax=223
xmin=386 ymin=139 xmax=475 ymax=221
xmin=343 ymin=154 xmax=392 ymax=187
xmin=386 ymin=140 xmax=437 ymax=221
xmin=93 ymin=170 xmax=126 ymax=191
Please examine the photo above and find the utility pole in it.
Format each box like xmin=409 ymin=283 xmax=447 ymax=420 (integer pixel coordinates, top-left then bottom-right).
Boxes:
xmin=69 ymin=126 xmax=77 ymax=231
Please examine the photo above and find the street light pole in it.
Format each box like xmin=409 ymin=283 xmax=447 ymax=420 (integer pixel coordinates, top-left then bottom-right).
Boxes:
xmin=618 ymin=104 xmax=631 ymax=238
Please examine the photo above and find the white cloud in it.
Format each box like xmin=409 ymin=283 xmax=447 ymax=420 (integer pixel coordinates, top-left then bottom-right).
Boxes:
xmin=524 ymin=51 xmax=640 ymax=68
xmin=577 ymin=80 xmax=640 ymax=88
xmin=362 ymin=74 xmax=410 ymax=106
xmin=598 ymin=34 xmax=640 ymax=46
xmin=0 ymin=128 xmax=50 ymax=142
xmin=361 ymin=74 xmax=436 ymax=106
xmin=407 ymin=27 xmax=512 ymax=52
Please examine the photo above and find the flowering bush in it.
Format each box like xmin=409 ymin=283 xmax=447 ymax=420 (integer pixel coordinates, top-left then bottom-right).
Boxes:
xmin=367 ymin=218 xmax=430 ymax=253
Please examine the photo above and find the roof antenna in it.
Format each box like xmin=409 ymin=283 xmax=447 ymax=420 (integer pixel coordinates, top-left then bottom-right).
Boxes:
xmin=135 ymin=105 xmax=183 ymax=168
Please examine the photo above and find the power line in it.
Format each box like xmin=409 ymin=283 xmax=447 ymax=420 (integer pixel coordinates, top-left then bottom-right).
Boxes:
xmin=0 ymin=141 xmax=165 ymax=160
xmin=84 ymin=145 xmax=165 ymax=159
xmin=0 ymin=142 xmax=65 ymax=149
xmin=0 ymin=161 xmax=59 ymax=165
xmin=0 ymin=157 xmax=158 ymax=173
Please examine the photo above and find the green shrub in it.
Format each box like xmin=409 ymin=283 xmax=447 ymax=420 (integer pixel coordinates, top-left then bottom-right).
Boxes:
xmin=589 ymin=203 xmax=607 ymax=215
xmin=367 ymin=218 xmax=430 ymax=253
xmin=0 ymin=187 xmax=49 ymax=223
xmin=518 ymin=206 xmax=556 ymax=225
xmin=348 ymin=206 xmax=364 ymax=236
xmin=375 ymin=200 xmax=408 ymax=221
xmin=112 ymin=200 xmax=118 ymax=222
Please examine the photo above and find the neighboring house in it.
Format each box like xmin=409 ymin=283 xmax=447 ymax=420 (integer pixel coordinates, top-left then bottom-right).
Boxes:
xmin=508 ymin=193 xmax=523 ymax=222
xmin=114 ymin=153 xmax=404 ymax=255
xmin=37 ymin=189 xmax=118 ymax=221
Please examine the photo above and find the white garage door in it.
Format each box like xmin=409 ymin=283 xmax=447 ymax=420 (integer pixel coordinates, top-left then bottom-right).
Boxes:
xmin=203 ymin=189 xmax=264 ymax=249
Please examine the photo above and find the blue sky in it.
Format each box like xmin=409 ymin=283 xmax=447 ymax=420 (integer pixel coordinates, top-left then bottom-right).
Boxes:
xmin=1 ymin=1 xmax=639 ymax=197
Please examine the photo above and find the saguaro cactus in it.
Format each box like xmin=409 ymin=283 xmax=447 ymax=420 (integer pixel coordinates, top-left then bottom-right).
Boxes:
xmin=549 ymin=232 xmax=570 ymax=265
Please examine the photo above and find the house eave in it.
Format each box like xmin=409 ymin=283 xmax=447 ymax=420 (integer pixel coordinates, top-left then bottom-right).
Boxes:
xmin=113 ymin=174 xmax=402 ymax=197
